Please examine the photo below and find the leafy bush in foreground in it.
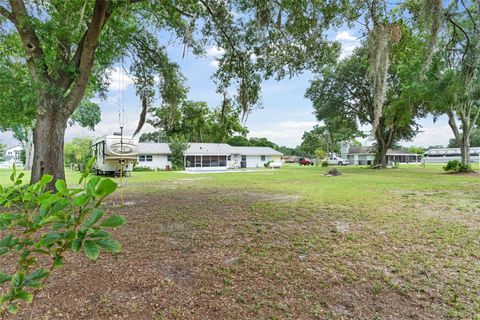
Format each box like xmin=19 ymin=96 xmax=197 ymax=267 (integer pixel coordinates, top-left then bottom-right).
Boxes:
xmin=0 ymin=162 xmax=125 ymax=316
xmin=443 ymin=160 xmax=471 ymax=173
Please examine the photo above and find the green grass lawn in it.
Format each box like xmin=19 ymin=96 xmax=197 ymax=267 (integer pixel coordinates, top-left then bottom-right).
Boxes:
xmin=5 ymin=164 xmax=480 ymax=319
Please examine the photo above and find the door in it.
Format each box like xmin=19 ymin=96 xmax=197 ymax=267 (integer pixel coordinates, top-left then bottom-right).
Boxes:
xmin=241 ymin=155 xmax=247 ymax=168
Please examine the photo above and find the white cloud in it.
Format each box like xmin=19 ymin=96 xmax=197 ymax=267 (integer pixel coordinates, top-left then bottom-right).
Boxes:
xmin=108 ymin=67 xmax=135 ymax=91
xmin=278 ymin=121 xmax=317 ymax=129
xmin=335 ymin=31 xmax=357 ymax=42
xmin=248 ymin=121 xmax=317 ymax=147
xmin=334 ymin=30 xmax=361 ymax=60
xmin=404 ymin=124 xmax=453 ymax=147
xmin=209 ymin=60 xmax=220 ymax=68
xmin=206 ymin=46 xmax=225 ymax=57
xmin=206 ymin=46 xmax=225 ymax=68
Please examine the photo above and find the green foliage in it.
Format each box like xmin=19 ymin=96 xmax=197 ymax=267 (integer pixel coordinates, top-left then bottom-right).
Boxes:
xmin=148 ymin=100 xmax=248 ymax=143
xmin=139 ymin=131 xmax=166 ymax=143
xmin=448 ymin=128 xmax=480 ymax=148
xmin=169 ymin=136 xmax=189 ymax=171
xmin=321 ymin=161 xmax=329 ymax=167
xmin=406 ymin=146 xmax=426 ymax=155
xmin=0 ymin=143 xmax=5 ymax=162
xmin=226 ymin=136 xmax=279 ymax=150
xmin=299 ymin=123 xmax=356 ymax=157
xmin=0 ymin=162 xmax=125 ymax=315
xmin=314 ymin=148 xmax=327 ymax=159
xmin=306 ymin=31 xmax=427 ymax=165
xmin=64 ymin=137 xmax=94 ymax=168
xmin=132 ymin=166 xmax=154 ymax=172
xmin=443 ymin=160 xmax=471 ymax=173
xmin=69 ymin=100 xmax=101 ymax=131
xmin=264 ymin=160 xmax=273 ymax=168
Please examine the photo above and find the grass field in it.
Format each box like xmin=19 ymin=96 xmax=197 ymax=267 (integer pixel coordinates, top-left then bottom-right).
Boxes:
xmin=5 ymin=164 xmax=480 ymax=319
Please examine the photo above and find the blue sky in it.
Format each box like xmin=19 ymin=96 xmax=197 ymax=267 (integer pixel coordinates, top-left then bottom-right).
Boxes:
xmin=0 ymin=30 xmax=453 ymax=148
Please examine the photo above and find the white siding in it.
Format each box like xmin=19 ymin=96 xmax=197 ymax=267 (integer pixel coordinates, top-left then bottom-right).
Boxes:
xmin=137 ymin=154 xmax=171 ymax=170
xmin=245 ymin=155 xmax=271 ymax=168
xmin=424 ymin=155 xmax=480 ymax=164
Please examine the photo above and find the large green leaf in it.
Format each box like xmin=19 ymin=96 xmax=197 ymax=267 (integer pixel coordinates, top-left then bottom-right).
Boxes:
xmin=83 ymin=240 xmax=100 ymax=260
xmin=99 ymin=215 xmax=125 ymax=228
xmin=54 ymin=179 xmax=68 ymax=195
xmin=95 ymin=239 xmax=121 ymax=253
xmin=83 ymin=209 xmax=104 ymax=227
xmin=73 ymin=194 xmax=90 ymax=206
xmin=25 ymin=268 xmax=49 ymax=283
xmin=11 ymin=272 xmax=25 ymax=287
xmin=94 ymin=179 xmax=117 ymax=198
xmin=15 ymin=291 xmax=33 ymax=303
xmin=0 ymin=271 xmax=11 ymax=284
xmin=38 ymin=174 xmax=53 ymax=186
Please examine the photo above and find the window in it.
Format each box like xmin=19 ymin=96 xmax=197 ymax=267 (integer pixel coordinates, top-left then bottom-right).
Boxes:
xmin=219 ymin=156 xmax=227 ymax=167
xmin=227 ymin=155 xmax=231 ymax=161
xmin=139 ymin=155 xmax=152 ymax=162
xmin=261 ymin=155 xmax=266 ymax=161
xmin=185 ymin=156 xmax=194 ymax=167
xmin=167 ymin=155 xmax=172 ymax=162
xmin=202 ymin=156 xmax=211 ymax=167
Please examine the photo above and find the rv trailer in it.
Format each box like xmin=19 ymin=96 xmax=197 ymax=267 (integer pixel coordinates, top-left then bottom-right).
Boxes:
xmin=92 ymin=135 xmax=139 ymax=176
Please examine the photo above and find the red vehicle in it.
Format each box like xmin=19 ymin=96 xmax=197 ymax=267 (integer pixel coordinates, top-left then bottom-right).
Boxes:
xmin=299 ymin=158 xmax=315 ymax=166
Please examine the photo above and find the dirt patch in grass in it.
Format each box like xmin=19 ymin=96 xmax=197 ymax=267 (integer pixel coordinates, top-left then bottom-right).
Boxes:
xmin=3 ymin=188 xmax=470 ymax=319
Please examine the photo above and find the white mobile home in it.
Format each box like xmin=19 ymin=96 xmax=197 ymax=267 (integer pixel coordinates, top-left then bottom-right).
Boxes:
xmin=423 ymin=148 xmax=480 ymax=164
xmin=92 ymin=135 xmax=139 ymax=175
xmin=136 ymin=143 xmax=283 ymax=171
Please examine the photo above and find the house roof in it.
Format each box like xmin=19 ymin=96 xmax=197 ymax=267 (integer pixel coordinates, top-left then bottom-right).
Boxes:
xmin=231 ymin=146 xmax=283 ymax=156
xmin=425 ymin=147 xmax=480 ymax=156
xmin=348 ymin=146 xmax=375 ymax=154
xmin=137 ymin=142 xmax=283 ymax=156
xmin=138 ymin=143 xmax=171 ymax=155
xmin=185 ymin=143 xmax=237 ymax=155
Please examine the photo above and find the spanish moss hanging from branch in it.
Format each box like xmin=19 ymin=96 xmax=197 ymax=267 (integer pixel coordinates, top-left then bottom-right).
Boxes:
xmin=421 ymin=0 xmax=444 ymax=70
xmin=368 ymin=23 xmax=391 ymax=133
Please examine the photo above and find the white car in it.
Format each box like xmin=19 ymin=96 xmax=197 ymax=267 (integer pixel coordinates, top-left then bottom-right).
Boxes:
xmin=327 ymin=156 xmax=349 ymax=166
xmin=268 ymin=161 xmax=283 ymax=169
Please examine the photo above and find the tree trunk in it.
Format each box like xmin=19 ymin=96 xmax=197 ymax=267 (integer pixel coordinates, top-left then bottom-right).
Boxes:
xmin=376 ymin=142 xmax=388 ymax=167
xmin=30 ymin=110 xmax=68 ymax=188
xmin=374 ymin=126 xmax=393 ymax=167
xmin=460 ymin=136 xmax=470 ymax=166
xmin=24 ymin=128 xmax=34 ymax=170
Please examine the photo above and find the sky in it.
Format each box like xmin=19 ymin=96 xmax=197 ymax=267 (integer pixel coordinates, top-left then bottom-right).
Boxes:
xmin=0 ymin=30 xmax=453 ymax=149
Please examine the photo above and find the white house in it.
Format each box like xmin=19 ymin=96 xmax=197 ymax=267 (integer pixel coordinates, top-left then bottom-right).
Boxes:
xmin=0 ymin=146 xmax=24 ymax=169
xmin=136 ymin=143 xmax=283 ymax=171
xmin=340 ymin=144 xmax=421 ymax=165
xmin=423 ymin=147 xmax=480 ymax=164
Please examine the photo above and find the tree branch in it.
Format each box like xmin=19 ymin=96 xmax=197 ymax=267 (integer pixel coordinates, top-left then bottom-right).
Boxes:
xmin=8 ymin=0 xmax=50 ymax=81
xmin=65 ymin=0 xmax=111 ymax=115
xmin=0 ymin=5 xmax=12 ymax=21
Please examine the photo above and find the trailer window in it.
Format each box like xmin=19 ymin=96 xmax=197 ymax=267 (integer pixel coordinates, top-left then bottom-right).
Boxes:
xmin=139 ymin=155 xmax=146 ymax=162
xmin=261 ymin=155 xmax=266 ymax=161
xmin=146 ymin=155 xmax=153 ymax=162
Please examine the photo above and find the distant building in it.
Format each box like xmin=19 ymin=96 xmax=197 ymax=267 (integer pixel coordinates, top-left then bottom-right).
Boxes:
xmin=1 ymin=146 xmax=24 ymax=169
xmin=423 ymin=148 xmax=480 ymax=164
xmin=340 ymin=144 xmax=421 ymax=165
